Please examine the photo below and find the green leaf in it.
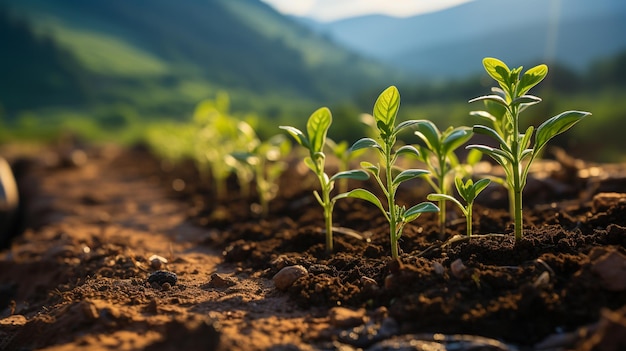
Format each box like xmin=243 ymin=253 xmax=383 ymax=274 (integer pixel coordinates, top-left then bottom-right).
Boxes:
xmin=466 ymin=145 xmax=513 ymax=166
xmin=342 ymin=189 xmax=387 ymax=215
xmin=472 ymin=125 xmax=511 ymax=153
xmin=511 ymin=95 xmax=542 ymax=107
xmin=279 ymin=126 xmax=310 ymax=149
xmin=413 ymin=120 xmax=441 ymax=152
xmin=404 ymin=202 xmax=440 ymax=222
xmin=395 ymin=145 xmax=420 ymax=159
xmin=360 ymin=161 xmax=379 ymax=174
xmin=469 ymin=95 xmax=509 ymax=110
xmin=350 ymin=138 xmax=381 ymax=152
xmin=394 ymin=119 xmax=420 ymax=134
xmin=470 ymin=110 xmax=497 ymax=123
xmin=307 ymin=107 xmax=332 ymax=153
xmin=472 ymin=178 xmax=491 ymax=197
xmin=517 ymin=64 xmax=548 ymax=96
xmin=519 ymin=126 xmax=534 ymax=150
xmin=330 ymin=169 xmax=369 ymax=182
xmin=373 ymin=86 xmax=400 ymax=129
xmin=442 ymin=127 xmax=473 ymax=155
xmin=428 ymin=193 xmax=465 ymax=215
xmin=483 ymin=57 xmax=511 ymax=87
xmin=303 ymin=156 xmax=318 ymax=173
xmin=466 ymin=149 xmax=483 ymax=165
xmin=535 ymin=110 xmax=591 ymax=152
xmin=392 ymin=169 xmax=429 ymax=187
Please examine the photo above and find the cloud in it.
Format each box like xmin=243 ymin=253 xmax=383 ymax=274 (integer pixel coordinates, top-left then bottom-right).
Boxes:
xmin=261 ymin=0 xmax=473 ymax=21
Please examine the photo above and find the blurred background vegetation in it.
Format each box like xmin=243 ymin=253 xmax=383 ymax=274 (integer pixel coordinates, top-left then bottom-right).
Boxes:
xmin=1 ymin=0 xmax=625 ymax=161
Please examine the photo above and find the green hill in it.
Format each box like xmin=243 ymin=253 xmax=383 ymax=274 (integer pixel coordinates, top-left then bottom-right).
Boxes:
xmin=0 ymin=0 xmax=396 ymax=139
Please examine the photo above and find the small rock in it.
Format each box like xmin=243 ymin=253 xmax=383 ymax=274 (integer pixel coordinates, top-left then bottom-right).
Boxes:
xmin=450 ymin=258 xmax=467 ymax=278
xmin=272 ymin=265 xmax=307 ymax=291
xmin=207 ymin=273 xmax=236 ymax=288
xmin=591 ymin=250 xmax=626 ymax=291
xmin=161 ymin=282 xmax=171 ymax=291
xmin=147 ymin=270 xmax=177 ymax=287
xmin=432 ymin=261 xmax=445 ymax=275
xmin=360 ymin=276 xmax=378 ymax=290
xmin=148 ymin=254 xmax=168 ymax=270
xmin=329 ymin=307 xmax=366 ymax=328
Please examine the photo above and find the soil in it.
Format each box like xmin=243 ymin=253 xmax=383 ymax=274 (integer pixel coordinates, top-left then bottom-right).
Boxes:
xmin=1 ymin=143 xmax=625 ymax=351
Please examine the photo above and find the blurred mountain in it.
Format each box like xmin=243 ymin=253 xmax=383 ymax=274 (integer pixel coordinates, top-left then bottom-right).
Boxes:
xmin=0 ymin=0 xmax=396 ymax=116
xmin=304 ymin=0 xmax=626 ymax=78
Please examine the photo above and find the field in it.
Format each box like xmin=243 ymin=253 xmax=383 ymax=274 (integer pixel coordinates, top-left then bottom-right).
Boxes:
xmin=0 ymin=142 xmax=625 ymax=350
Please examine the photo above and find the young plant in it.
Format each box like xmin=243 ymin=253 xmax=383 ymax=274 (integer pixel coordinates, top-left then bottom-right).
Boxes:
xmin=467 ymin=57 xmax=591 ymax=240
xmin=280 ymin=107 xmax=369 ymax=253
xmin=230 ymin=126 xmax=291 ymax=218
xmin=413 ymin=121 xmax=472 ymax=237
xmin=343 ymin=86 xmax=439 ymax=259
xmin=427 ymin=177 xmax=491 ymax=237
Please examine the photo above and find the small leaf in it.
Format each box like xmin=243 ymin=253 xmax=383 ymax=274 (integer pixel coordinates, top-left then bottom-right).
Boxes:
xmin=470 ymin=110 xmax=497 ymax=123
xmin=392 ymin=169 xmax=429 ymax=187
xmin=330 ymin=169 xmax=369 ymax=182
xmin=442 ymin=127 xmax=473 ymax=155
xmin=472 ymin=178 xmax=491 ymax=197
xmin=404 ymin=202 xmax=440 ymax=222
xmin=360 ymin=161 xmax=379 ymax=174
xmin=395 ymin=145 xmax=420 ymax=159
xmin=511 ymin=95 xmax=542 ymax=107
xmin=303 ymin=156 xmax=317 ymax=173
xmin=307 ymin=107 xmax=332 ymax=153
xmin=394 ymin=119 xmax=421 ymax=134
xmin=469 ymin=95 xmax=509 ymax=109
xmin=350 ymin=138 xmax=381 ymax=152
xmin=518 ymin=64 xmax=548 ymax=96
xmin=535 ymin=111 xmax=591 ymax=152
xmin=428 ymin=193 xmax=466 ymax=215
xmin=466 ymin=145 xmax=513 ymax=166
xmin=342 ymin=189 xmax=387 ymax=215
xmin=466 ymin=148 xmax=483 ymax=165
xmin=472 ymin=125 xmax=511 ymax=153
xmin=483 ymin=57 xmax=510 ymax=87
xmin=373 ymin=86 xmax=400 ymax=129
xmin=413 ymin=120 xmax=441 ymax=152
xmin=279 ymin=126 xmax=310 ymax=149
xmin=519 ymin=126 xmax=534 ymax=150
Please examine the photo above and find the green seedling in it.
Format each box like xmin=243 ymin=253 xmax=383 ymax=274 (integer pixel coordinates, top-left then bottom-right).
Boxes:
xmin=467 ymin=57 xmax=591 ymax=240
xmin=413 ymin=121 xmax=472 ymax=237
xmin=428 ymin=177 xmax=491 ymax=237
xmin=231 ymin=123 xmax=291 ymax=217
xmin=280 ymin=107 xmax=369 ymax=253
xmin=193 ymin=96 xmax=240 ymax=200
xmin=343 ymin=86 xmax=439 ymax=259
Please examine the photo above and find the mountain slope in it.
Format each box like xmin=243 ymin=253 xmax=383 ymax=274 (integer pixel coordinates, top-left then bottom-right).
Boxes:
xmin=0 ymin=0 xmax=395 ymax=116
xmin=308 ymin=0 xmax=626 ymax=78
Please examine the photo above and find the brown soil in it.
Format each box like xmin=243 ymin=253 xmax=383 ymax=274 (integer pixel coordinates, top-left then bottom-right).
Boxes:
xmin=1 ymin=144 xmax=625 ymax=351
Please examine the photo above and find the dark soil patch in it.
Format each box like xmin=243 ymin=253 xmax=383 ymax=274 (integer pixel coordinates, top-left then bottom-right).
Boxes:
xmin=1 ymin=145 xmax=625 ymax=350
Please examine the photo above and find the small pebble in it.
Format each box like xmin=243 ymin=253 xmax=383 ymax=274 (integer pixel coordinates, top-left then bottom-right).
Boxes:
xmin=161 ymin=282 xmax=171 ymax=291
xmin=360 ymin=276 xmax=378 ymax=289
xmin=450 ymin=258 xmax=467 ymax=278
xmin=432 ymin=261 xmax=445 ymax=275
xmin=273 ymin=265 xmax=307 ymax=291
xmin=147 ymin=270 xmax=177 ymax=287
xmin=149 ymin=255 xmax=168 ymax=270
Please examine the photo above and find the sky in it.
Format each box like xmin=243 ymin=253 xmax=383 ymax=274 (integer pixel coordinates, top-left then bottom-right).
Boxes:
xmin=259 ymin=0 xmax=474 ymax=22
